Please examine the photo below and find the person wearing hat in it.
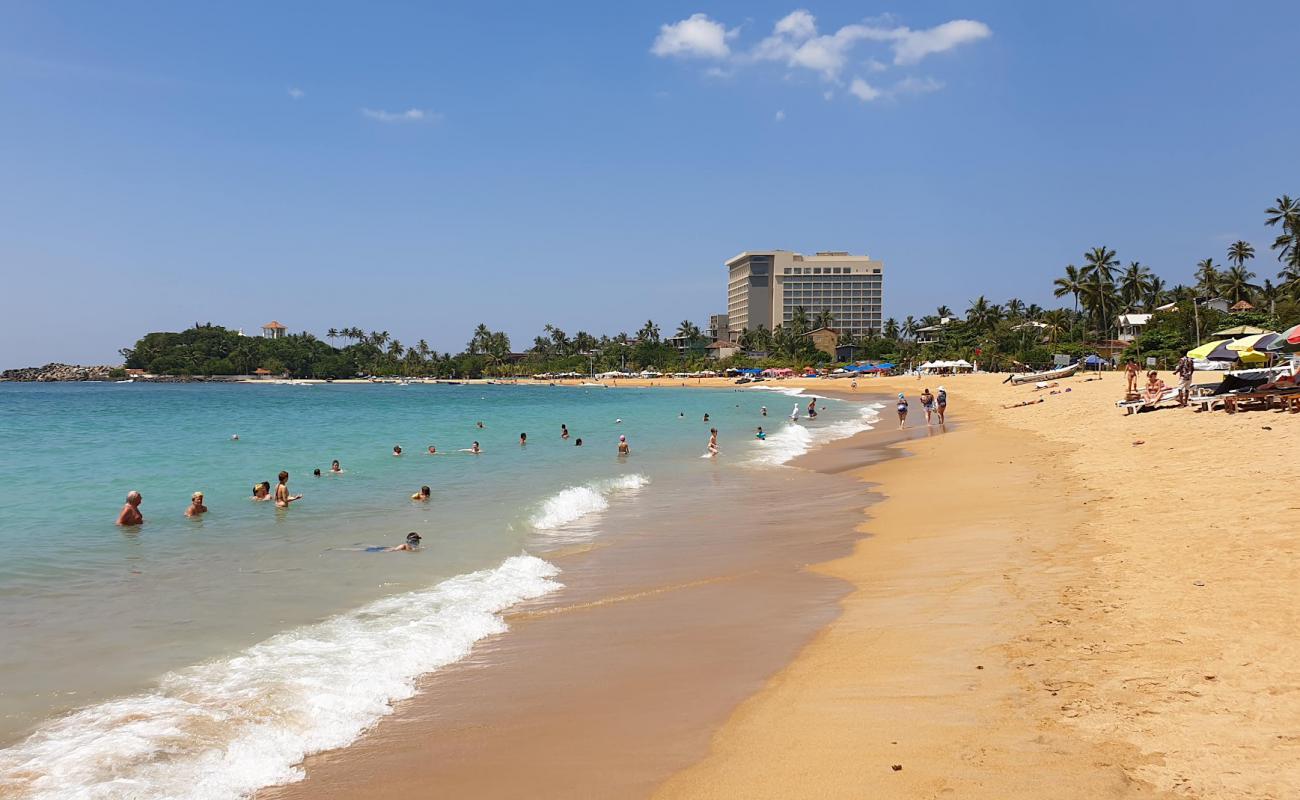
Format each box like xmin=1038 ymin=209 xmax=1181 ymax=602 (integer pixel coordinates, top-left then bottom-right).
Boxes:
xmin=617 ymin=435 xmax=630 ymax=455
xmin=896 ymin=392 xmax=909 ymax=429
xmin=185 ymin=492 xmax=208 ymax=518
xmin=936 ymin=386 xmax=948 ymax=424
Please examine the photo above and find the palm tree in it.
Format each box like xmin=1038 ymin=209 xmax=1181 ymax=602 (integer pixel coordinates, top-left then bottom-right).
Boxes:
xmin=1118 ymin=262 xmax=1154 ymax=310
xmin=1004 ymin=298 xmax=1024 ymax=319
xmin=882 ymin=318 xmax=900 ymax=340
xmin=1258 ymin=278 xmax=1282 ymax=315
xmin=1053 ymin=264 xmax=1084 ymax=319
xmin=1265 ymin=195 xmax=1300 ymax=270
xmin=1042 ymin=309 xmax=1071 ymax=344
xmin=1194 ymin=258 xmax=1222 ymax=299
xmin=935 ymin=305 xmax=953 ymax=319
xmin=812 ymin=309 xmax=835 ymax=330
xmin=1220 ymin=265 xmax=1258 ymax=304
xmin=674 ymin=320 xmax=702 ymax=344
xmin=1227 ymin=240 xmax=1255 ymax=270
xmin=637 ymin=320 xmax=661 ymax=344
xmin=326 ymin=327 xmax=339 ymax=345
xmin=902 ymin=315 xmax=917 ymax=340
xmin=1143 ymin=276 xmax=1167 ymax=311
xmin=965 ymin=296 xmax=1001 ymax=330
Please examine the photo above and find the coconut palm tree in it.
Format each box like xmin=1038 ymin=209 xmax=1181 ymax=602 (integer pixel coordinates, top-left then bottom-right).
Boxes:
xmin=1143 ymin=276 xmax=1168 ymax=311
xmin=1194 ymin=259 xmax=1222 ymax=299
xmin=1265 ymin=195 xmax=1300 ymax=269
xmin=1004 ymin=298 xmax=1025 ymax=319
xmin=1258 ymin=278 xmax=1282 ymax=315
xmin=1220 ymin=265 xmax=1259 ymax=304
xmin=935 ymin=305 xmax=953 ymax=319
xmin=902 ymin=315 xmax=917 ymax=340
xmin=882 ymin=318 xmax=900 ymax=340
xmin=1227 ymin=240 xmax=1255 ymax=270
xmin=1053 ymin=264 xmax=1084 ymax=319
xmin=1042 ymin=309 xmax=1071 ymax=344
xmin=675 ymin=320 xmax=702 ymax=343
xmin=1118 ymin=262 xmax=1154 ymax=310
xmin=637 ymin=320 xmax=661 ymax=344
xmin=965 ymin=296 xmax=1001 ymax=330
xmin=813 ymin=309 xmax=835 ymax=330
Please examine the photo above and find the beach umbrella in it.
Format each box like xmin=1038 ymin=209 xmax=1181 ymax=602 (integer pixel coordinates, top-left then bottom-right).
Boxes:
xmin=1192 ymin=339 xmax=1268 ymax=363
xmin=1228 ymin=332 xmax=1279 ymax=353
xmin=1186 ymin=339 xmax=1233 ymax=360
xmin=1211 ymin=324 xmax=1271 ymax=338
xmin=1265 ymin=324 xmax=1300 ymax=353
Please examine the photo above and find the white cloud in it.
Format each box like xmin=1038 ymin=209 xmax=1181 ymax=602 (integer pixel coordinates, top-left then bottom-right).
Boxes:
xmin=651 ymin=13 xmax=734 ymax=60
xmin=823 ymin=89 xmax=834 ymax=101
xmin=361 ymin=108 xmax=439 ymax=123
xmin=287 ymin=87 xmax=304 ymax=99
xmin=894 ymin=76 xmax=944 ymax=95
xmin=774 ymin=109 xmax=786 ymax=121
xmin=866 ymin=58 xmax=888 ymax=73
xmin=849 ymin=78 xmax=881 ymax=102
xmin=890 ymin=20 xmax=991 ymax=65
xmin=773 ymin=9 xmax=816 ymax=40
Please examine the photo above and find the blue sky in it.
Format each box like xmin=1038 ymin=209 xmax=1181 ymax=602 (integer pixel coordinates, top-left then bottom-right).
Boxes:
xmin=2 ymin=1 xmax=1298 ymax=365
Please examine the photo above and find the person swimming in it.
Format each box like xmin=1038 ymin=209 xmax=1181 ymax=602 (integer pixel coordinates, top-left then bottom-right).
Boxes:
xmin=252 ymin=481 xmax=272 ymax=501
xmin=703 ymin=413 xmax=710 ymax=422
xmin=476 ymin=421 xmax=485 ymax=429
xmin=575 ymin=437 xmax=583 ymax=446
xmin=761 ymin=406 xmax=767 ymax=416
xmin=755 ymin=426 xmax=766 ymax=440
xmin=462 ymin=441 xmax=481 ymax=454
xmin=185 ymin=491 xmax=208 ymax=517
xmin=411 ymin=485 xmax=431 ymax=502
xmin=313 ymin=468 xmax=322 ymax=477
xmin=561 ymin=424 xmax=569 ymax=439
xmin=355 ymin=532 xmax=423 ymax=553
xmin=519 ymin=432 xmax=527 ymax=446
xmin=427 ymin=445 xmax=437 ymax=454
xmin=116 ymin=491 xmax=143 ymax=526
xmin=330 ymin=460 xmax=342 ymax=473
xmin=392 ymin=445 xmax=403 ymax=456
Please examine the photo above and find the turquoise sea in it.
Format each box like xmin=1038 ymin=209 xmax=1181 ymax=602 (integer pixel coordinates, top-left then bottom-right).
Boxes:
xmin=0 ymin=381 xmax=881 ymax=800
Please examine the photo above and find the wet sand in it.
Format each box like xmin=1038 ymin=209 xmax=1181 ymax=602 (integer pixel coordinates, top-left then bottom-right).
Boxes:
xmin=262 ymin=403 xmax=905 ymax=799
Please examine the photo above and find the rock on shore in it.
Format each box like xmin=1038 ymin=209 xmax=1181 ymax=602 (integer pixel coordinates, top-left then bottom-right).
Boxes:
xmin=0 ymin=363 xmax=121 ymax=381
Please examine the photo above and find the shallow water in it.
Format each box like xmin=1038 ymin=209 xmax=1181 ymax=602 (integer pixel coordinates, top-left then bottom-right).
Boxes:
xmin=0 ymin=381 xmax=879 ymax=799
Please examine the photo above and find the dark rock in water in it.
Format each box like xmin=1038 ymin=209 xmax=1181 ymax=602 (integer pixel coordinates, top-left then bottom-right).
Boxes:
xmin=0 ymin=363 xmax=121 ymax=382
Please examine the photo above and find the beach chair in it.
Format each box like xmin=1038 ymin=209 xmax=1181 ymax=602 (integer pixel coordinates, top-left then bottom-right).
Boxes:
xmin=1119 ymin=387 xmax=1179 ymax=415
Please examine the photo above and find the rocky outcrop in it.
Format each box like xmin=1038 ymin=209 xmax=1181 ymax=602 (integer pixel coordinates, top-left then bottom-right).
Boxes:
xmin=0 ymin=363 xmax=121 ymax=381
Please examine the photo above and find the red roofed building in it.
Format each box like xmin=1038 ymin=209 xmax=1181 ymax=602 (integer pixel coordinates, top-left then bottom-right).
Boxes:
xmin=261 ymin=321 xmax=287 ymax=339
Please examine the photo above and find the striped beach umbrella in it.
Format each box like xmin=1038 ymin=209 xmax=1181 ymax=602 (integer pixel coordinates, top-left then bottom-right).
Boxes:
xmin=1264 ymin=324 xmax=1300 ymax=352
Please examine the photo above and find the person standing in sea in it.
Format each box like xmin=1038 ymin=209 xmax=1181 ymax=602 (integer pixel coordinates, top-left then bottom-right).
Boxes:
xmin=116 ymin=491 xmax=143 ymax=526
xmin=275 ymin=471 xmax=302 ymax=508
xmin=708 ymin=428 xmax=719 ymax=457
xmin=617 ymin=435 xmax=630 ymax=455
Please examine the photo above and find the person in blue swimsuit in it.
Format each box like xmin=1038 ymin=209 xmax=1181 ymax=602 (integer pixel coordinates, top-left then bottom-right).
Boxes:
xmin=896 ymin=393 xmax=909 ymax=430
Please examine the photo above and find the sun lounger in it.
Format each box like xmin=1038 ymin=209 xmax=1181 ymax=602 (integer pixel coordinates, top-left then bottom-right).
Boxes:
xmin=1118 ymin=387 xmax=1179 ymax=415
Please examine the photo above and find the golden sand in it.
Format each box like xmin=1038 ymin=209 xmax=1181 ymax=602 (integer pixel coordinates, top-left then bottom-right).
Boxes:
xmin=655 ymin=372 xmax=1299 ymax=799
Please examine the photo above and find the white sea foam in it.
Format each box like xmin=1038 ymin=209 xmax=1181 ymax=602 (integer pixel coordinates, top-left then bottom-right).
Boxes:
xmin=746 ymin=385 xmax=828 ymax=400
xmin=750 ymin=403 xmax=884 ymax=466
xmin=0 ymin=555 xmax=561 ymax=800
xmin=529 ymin=474 xmax=650 ymax=531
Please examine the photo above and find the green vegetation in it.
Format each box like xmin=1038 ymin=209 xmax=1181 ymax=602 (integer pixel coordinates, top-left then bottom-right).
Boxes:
xmin=123 ymin=195 xmax=1300 ymax=377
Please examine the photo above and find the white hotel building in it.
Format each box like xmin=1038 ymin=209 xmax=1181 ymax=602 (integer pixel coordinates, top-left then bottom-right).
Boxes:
xmin=725 ymin=250 xmax=884 ymax=340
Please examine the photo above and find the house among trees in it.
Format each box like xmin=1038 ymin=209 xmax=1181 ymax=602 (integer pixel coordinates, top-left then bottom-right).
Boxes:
xmin=804 ymin=327 xmax=839 ymax=357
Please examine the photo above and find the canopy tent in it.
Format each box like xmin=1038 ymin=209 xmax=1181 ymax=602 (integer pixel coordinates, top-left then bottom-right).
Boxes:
xmin=1083 ymin=354 xmax=1107 ymax=367
xmin=762 ymin=368 xmax=795 ymax=377
xmin=726 ymin=367 xmax=763 ymax=375
xmin=917 ymin=359 xmax=973 ymax=372
xmin=1211 ymin=324 xmax=1271 ymax=337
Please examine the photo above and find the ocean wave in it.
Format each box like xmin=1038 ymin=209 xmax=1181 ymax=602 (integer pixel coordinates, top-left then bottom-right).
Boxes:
xmin=0 ymin=555 xmax=561 ymax=800
xmin=746 ymin=385 xmax=828 ymax=400
xmin=750 ymin=403 xmax=883 ymax=466
xmin=529 ymin=474 xmax=650 ymax=531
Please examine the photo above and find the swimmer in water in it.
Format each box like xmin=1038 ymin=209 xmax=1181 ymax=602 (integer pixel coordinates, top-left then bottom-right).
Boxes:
xmin=617 ymin=435 xmax=630 ymax=455
xmin=465 ymin=441 xmax=481 ymax=454
xmin=476 ymin=421 xmax=485 ymax=429
xmin=756 ymin=426 xmax=766 ymax=440
xmin=231 ymin=434 xmax=239 ymax=441
xmin=275 ymin=471 xmax=302 ymax=507
xmin=313 ymin=468 xmax=321 ymax=477
xmin=519 ymin=432 xmax=527 ymax=446
xmin=330 ymin=460 xmax=342 ymax=473
xmin=116 ymin=490 xmax=143 ymax=526
xmin=561 ymin=424 xmax=569 ymax=440
xmin=392 ymin=445 xmax=403 ymax=456
xmin=807 ymin=397 xmax=818 ymax=419
xmin=185 ymin=491 xmax=208 ymax=517
xmin=252 ymin=481 xmax=271 ymax=501
xmin=575 ymin=437 xmax=583 ymax=446
xmin=427 ymin=445 xmax=437 ymax=454
xmin=703 ymin=413 xmax=710 ymax=422
xmin=411 ymin=485 xmax=431 ymax=502
xmin=351 ymin=532 xmax=423 ymax=553
xmin=761 ymin=406 xmax=767 ymax=417
xmin=707 ymin=427 xmax=719 ymax=456
xmin=615 ymin=418 xmax=622 ymax=424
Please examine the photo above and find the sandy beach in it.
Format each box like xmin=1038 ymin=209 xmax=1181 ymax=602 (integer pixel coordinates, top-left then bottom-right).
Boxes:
xmin=255 ymin=371 xmax=1298 ymax=799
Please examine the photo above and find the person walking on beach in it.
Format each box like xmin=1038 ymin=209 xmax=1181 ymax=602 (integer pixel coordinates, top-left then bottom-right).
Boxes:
xmin=1175 ymin=355 xmax=1195 ymax=406
xmin=1125 ymin=359 xmax=1140 ymax=395
xmin=617 ymin=435 xmax=630 ymax=455
xmin=275 ymin=471 xmax=302 ymax=508
xmin=708 ymin=428 xmax=719 ymax=457
xmin=116 ymin=491 xmax=143 ymax=526
xmin=896 ymin=393 xmax=909 ymax=429
xmin=185 ymin=492 xmax=208 ymax=517
xmin=936 ymin=386 xmax=948 ymax=424
xmin=920 ymin=388 xmax=935 ymax=425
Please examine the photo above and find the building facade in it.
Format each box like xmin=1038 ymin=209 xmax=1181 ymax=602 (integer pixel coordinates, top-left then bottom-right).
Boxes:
xmin=726 ymin=250 xmax=883 ymax=340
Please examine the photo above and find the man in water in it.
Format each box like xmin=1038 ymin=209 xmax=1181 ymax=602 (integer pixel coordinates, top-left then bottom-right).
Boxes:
xmin=519 ymin=432 xmax=527 ymax=446
xmin=807 ymin=398 xmax=817 ymax=419
xmin=761 ymin=406 xmax=767 ymax=416
xmin=392 ymin=445 xmax=403 ymax=456
xmin=427 ymin=445 xmax=437 ymax=454
xmin=790 ymin=404 xmax=800 ymax=421
xmin=275 ymin=471 xmax=302 ymax=507
xmin=411 ymin=485 xmax=431 ymax=502
xmin=252 ymin=481 xmax=272 ymax=501
xmin=185 ymin=492 xmax=208 ymax=517
xmin=617 ymin=435 xmax=630 ymax=455
xmin=388 ymin=532 xmax=422 ymax=551
xmin=708 ymin=428 xmax=719 ymax=456
xmin=116 ymin=491 xmax=143 ymax=526
xmin=330 ymin=460 xmax=342 ymax=473
xmin=469 ymin=441 xmax=481 ymax=454
xmin=575 ymin=438 xmax=583 ymax=446
xmin=561 ymin=424 xmax=569 ymax=440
